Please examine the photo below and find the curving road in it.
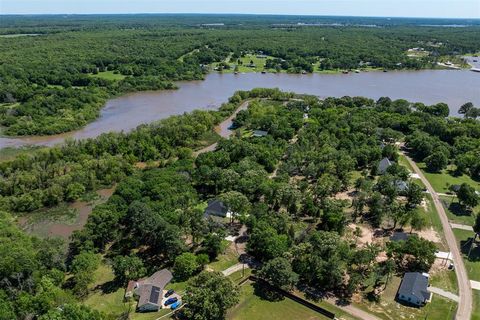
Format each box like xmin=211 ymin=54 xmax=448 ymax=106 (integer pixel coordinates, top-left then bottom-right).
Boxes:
xmin=403 ymin=153 xmax=472 ymax=320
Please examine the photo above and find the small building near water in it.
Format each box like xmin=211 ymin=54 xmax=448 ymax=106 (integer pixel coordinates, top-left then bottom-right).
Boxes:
xmin=397 ymin=272 xmax=432 ymax=306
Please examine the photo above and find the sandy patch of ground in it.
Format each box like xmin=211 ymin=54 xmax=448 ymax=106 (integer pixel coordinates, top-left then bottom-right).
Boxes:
xmin=430 ymin=258 xmax=451 ymax=275
xmin=420 ymin=199 xmax=428 ymax=211
xmin=347 ymin=223 xmax=380 ymax=247
xmin=417 ymin=227 xmax=441 ymax=243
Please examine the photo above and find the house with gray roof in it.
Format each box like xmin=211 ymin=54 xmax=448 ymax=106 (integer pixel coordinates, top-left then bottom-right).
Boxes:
xmin=125 ymin=269 xmax=173 ymax=312
xmin=204 ymin=199 xmax=232 ymax=218
xmin=377 ymin=157 xmax=392 ymax=175
xmin=397 ymin=272 xmax=431 ymax=306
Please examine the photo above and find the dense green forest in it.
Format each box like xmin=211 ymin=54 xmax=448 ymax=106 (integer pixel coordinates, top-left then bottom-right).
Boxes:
xmin=1 ymin=15 xmax=479 ymax=135
xmin=1 ymin=87 xmax=479 ymax=319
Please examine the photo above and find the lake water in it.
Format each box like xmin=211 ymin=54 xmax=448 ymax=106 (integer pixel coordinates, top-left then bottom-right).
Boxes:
xmin=1 ymin=69 xmax=479 ymax=149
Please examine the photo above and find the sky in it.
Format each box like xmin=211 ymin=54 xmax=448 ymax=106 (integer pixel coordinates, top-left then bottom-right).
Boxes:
xmin=1 ymin=0 xmax=479 ymax=18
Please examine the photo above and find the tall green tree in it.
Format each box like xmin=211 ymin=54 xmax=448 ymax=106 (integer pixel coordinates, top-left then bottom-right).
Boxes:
xmin=182 ymin=272 xmax=239 ymax=320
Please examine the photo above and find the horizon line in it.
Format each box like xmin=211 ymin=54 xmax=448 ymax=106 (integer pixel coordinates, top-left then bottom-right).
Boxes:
xmin=1 ymin=12 xmax=479 ymax=20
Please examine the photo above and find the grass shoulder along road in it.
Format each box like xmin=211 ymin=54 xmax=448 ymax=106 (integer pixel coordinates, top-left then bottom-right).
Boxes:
xmin=439 ymin=195 xmax=478 ymax=226
xmin=227 ymin=280 xmax=359 ymax=320
xmin=452 ymin=228 xmax=480 ymax=282
xmin=352 ymin=276 xmax=457 ymax=320
xmin=417 ymin=163 xmax=480 ymax=194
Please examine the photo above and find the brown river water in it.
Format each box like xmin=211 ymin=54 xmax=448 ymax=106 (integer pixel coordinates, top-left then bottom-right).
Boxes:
xmin=1 ymin=70 xmax=479 ymax=149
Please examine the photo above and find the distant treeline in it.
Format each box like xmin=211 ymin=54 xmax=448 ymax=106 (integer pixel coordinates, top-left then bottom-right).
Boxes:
xmin=0 ymin=15 xmax=479 ymax=135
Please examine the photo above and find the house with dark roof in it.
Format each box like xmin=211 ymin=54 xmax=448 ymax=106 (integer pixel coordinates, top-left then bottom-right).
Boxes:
xmin=377 ymin=157 xmax=392 ymax=175
xmin=397 ymin=272 xmax=432 ymax=306
xmin=204 ymin=199 xmax=232 ymax=218
xmin=390 ymin=231 xmax=410 ymax=242
xmin=125 ymin=269 xmax=173 ymax=312
xmin=450 ymin=184 xmax=461 ymax=193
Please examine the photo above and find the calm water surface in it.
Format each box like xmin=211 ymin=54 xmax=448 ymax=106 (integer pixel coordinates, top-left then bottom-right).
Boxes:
xmin=1 ymin=70 xmax=479 ymax=148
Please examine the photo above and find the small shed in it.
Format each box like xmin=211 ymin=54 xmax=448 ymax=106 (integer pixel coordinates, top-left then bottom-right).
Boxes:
xmin=397 ymin=272 xmax=431 ymax=306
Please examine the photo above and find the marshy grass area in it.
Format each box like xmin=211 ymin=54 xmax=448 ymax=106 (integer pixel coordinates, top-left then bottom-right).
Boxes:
xmin=0 ymin=146 xmax=43 ymax=163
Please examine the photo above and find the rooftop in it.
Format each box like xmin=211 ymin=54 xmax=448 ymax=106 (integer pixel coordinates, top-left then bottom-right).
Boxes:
xmin=398 ymin=272 xmax=431 ymax=303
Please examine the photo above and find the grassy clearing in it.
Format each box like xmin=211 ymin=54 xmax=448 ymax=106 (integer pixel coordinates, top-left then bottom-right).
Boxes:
xmin=429 ymin=268 xmax=458 ymax=294
xmin=211 ymin=53 xmax=280 ymax=74
xmin=440 ymin=195 xmax=477 ymax=226
xmin=195 ymin=130 xmax=221 ymax=148
xmin=90 ymin=70 xmax=126 ymax=81
xmin=207 ymin=240 xmax=239 ymax=272
xmin=84 ymin=261 xmax=174 ymax=320
xmin=452 ymin=228 xmax=480 ymax=281
xmin=473 ymin=290 xmax=480 ymax=320
xmin=0 ymin=146 xmax=43 ymax=163
xmin=84 ymin=262 xmax=133 ymax=318
xmin=417 ymin=163 xmax=480 ymax=194
xmin=353 ymin=276 xmax=457 ymax=320
xmin=227 ymin=282 xmax=327 ymax=320
xmin=417 ymin=194 xmax=449 ymax=251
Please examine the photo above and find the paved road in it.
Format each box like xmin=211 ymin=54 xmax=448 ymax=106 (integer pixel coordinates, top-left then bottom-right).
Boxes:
xmin=428 ymin=286 xmax=460 ymax=302
xmin=471 ymin=280 xmax=480 ymax=291
xmin=325 ymin=298 xmax=381 ymax=320
xmin=450 ymin=223 xmax=474 ymax=231
xmin=404 ymin=154 xmax=472 ymax=320
xmin=193 ymin=100 xmax=250 ymax=156
xmin=222 ymin=263 xmax=250 ymax=276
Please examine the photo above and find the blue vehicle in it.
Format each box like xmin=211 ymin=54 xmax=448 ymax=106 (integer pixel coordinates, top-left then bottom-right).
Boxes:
xmin=164 ymin=297 xmax=178 ymax=306
xmin=170 ymin=301 xmax=182 ymax=310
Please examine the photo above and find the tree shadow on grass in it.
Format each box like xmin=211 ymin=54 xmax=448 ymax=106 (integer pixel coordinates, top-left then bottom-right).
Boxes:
xmin=459 ymin=237 xmax=480 ymax=262
xmin=99 ymin=279 xmax=122 ymax=294
xmin=253 ymin=281 xmax=284 ymax=302
xmin=448 ymin=202 xmax=473 ymax=217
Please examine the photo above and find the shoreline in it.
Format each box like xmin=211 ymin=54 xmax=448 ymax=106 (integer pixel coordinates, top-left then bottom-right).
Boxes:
xmin=1 ymin=68 xmax=478 ymax=150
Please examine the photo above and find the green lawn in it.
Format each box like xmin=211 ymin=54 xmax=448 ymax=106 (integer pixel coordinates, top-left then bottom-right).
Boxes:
xmin=440 ymin=195 xmax=478 ymax=226
xmin=417 ymin=163 xmax=480 ymax=194
xmin=84 ymin=262 xmax=133 ymax=319
xmin=84 ymin=261 xmax=173 ymax=320
xmin=90 ymin=70 xmax=126 ymax=81
xmin=429 ymin=268 xmax=458 ymax=295
xmin=227 ymin=282 xmax=341 ymax=320
xmin=452 ymin=229 xmax=480 ymax=281
xmin=0 ymin=146 xmax=43 ymax=163
xmin=353 ymin=276 xmax=457 ymax=320
xmin=207 ymin=240 xmax=239 ymax=272
xmin=473 ymin=290 xmax=480 ymax=320
xmin=211 ymin=53 xmax=280 ymax=74
xmin=415 ymin=193 xmax=449 ymax=251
